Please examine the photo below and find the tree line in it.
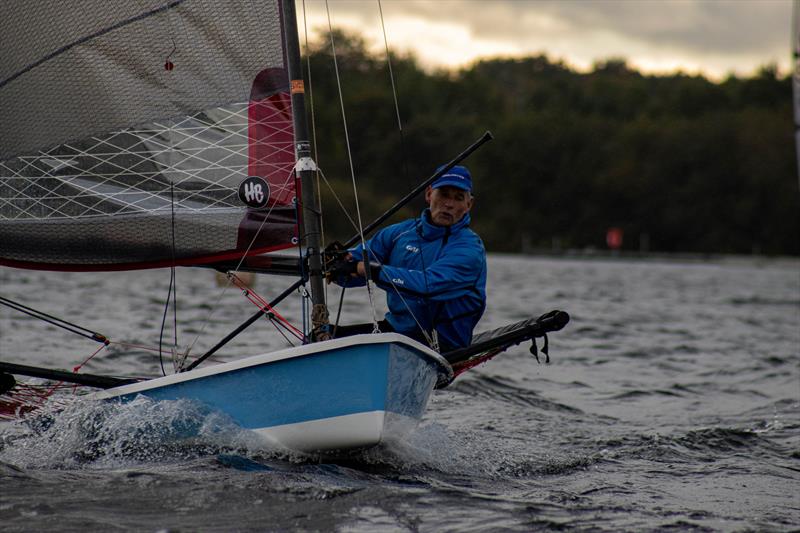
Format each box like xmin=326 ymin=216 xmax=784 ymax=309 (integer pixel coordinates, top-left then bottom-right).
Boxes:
xmin=301 ymin=31 xmax=799 ymax=256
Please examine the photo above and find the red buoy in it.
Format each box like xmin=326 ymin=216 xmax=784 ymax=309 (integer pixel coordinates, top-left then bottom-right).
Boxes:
xmin=606 ymin=227 xmax=623 ymax=250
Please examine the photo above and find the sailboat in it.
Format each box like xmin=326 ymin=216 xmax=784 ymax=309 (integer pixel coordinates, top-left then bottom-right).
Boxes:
xmin=0 ymin=0 xmax=568 ymax=453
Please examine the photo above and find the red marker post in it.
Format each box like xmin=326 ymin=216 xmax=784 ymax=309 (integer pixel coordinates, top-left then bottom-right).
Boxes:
xmin=606 ymin=227 xmax=623 ymax=251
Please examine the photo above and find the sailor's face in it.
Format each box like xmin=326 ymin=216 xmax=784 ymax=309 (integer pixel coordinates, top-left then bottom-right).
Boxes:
xmin=426 ymin=185 xmax=473 ymax=227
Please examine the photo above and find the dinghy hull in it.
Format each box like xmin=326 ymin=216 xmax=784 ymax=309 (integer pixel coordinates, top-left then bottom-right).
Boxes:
xmin=97 ymin=334 xmax=451 ymax=453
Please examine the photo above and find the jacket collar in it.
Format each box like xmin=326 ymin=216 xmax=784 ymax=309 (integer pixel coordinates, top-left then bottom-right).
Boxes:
xmin=417 ymin=209 xmax=471 ymax=241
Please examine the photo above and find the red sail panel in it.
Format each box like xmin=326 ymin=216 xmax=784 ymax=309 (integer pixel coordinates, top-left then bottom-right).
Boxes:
xmin=237 ymin=68 xmax=299 ymax=254
xmin=248 ymin=68 xmax=297 ymax=208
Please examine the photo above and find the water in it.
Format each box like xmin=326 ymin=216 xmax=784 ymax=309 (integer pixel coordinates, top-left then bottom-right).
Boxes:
xmin=1 ymin=255 xmax=798 ymax=531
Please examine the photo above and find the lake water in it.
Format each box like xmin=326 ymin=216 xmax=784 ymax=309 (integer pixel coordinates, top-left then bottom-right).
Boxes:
xmin=1 ymin=254 xmax=798 ymax=531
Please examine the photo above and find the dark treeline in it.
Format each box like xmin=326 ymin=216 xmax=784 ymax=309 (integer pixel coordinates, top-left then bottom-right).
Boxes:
xmin=301 ymin=31 xmax=799 ymax=255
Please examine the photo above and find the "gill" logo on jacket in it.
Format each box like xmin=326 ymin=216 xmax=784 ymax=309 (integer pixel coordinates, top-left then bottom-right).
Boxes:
xmin=405 ymin=244 xmax=419 ymax=253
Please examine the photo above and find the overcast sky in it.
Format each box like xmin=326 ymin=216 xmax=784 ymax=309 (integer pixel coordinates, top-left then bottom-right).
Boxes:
xmin=297 ymin=0 xmax=794 ymax=79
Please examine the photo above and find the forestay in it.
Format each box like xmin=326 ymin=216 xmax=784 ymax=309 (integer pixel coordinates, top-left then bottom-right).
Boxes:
xmin=0 ymin=0 xmax=299 ymax=270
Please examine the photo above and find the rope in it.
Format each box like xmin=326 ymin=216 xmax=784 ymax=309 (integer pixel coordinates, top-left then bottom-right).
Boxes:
xmin=270 ymin=317 xmax=297 ymax=347
xmin=0 ymin=295 xmax=108 ymax=344
xmin=411 ymin=222 xmax=438 ymax=349
xmin=227 ymin=273 xmax=304 ymax=341
xmin=72 ymin=343 xmax=108 ymax=374
xmin=374 ymin=1 xmax=433 ymax=347
xmin=333 ymin=285 xmax=346 ymax=337
xmin=226 ymin=275 xmax=302 ymax=348
xmin=161 ymin=112 xmax=181 ymax=374
xmin=317 ymin=168 xmax=360 ymax=232
xmin=158 ymin=267 xmax=175 ymax=376
xmin=351 ymin=2 xmax=434 ymax=343
xmin=176 ymin=169 xmax=295 ymax=370
xmin=325 ymin=0 xmax=380 ymax=331
xmin=161 ymin=180 xmax=178 ymax=376
xmin=377 ymin=0 xmax=411 ymax=187
xmin=361 ymin=241 xmax=436 ymax=349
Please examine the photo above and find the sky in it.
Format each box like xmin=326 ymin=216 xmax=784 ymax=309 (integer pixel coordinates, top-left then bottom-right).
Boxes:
xmin=297 ymin=0 xmax=795 ymax=80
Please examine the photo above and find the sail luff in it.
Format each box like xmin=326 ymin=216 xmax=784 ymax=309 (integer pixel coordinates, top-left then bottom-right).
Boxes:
xmin=282 ymin=0 xmax=329 ymax=330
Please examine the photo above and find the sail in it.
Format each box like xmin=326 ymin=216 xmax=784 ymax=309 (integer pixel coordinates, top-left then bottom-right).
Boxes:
xmin=0 ymin=0 xmax=299 ymax=270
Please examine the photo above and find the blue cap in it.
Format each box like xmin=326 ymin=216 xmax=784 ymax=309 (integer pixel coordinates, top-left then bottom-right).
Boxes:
xmin=432 ymin=165 xmax=472 ymax=193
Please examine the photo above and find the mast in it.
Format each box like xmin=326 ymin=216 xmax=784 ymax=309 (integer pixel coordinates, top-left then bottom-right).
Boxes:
xmin=282 ymin=0 xmax=329 ymax=338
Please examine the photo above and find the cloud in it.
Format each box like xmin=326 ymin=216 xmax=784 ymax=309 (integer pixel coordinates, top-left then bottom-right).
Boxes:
xmin=296 ymin=0 xmax=793 ymax=78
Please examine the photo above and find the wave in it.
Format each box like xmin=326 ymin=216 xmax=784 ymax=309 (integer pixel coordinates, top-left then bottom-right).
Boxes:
xmin=728 ymin=296 xmax=800 ymax=307
xmin=597 ymin=425 xmax=792 ymax=467
xmin=0 ymin=396 xmax=278 ymax=470
xmin=449 ymin=374 xmax=583 ymax=414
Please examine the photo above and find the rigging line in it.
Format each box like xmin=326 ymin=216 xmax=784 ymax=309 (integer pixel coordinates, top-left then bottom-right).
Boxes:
xmin=291 ymin=167 xmax=310 ymax=341
xmin=413 ymin=221 xmax=439 ymax=350
xmin=0 ymin=296 xmax=108 ymax=344
xmin=228 ymin=273 xmax=304 ymax=338
xmin=72 ymin=342 xmax=108 ymax=374
xmin=163 ymin=121 xmax=180 ymax=374
xmin=361 ymin=241 xmax=435 ymax=348
xmin=375 ymin=1 xmax=435 ymax=346
xmin=270 ymin=317 xmax=297 ymax=347
xmin=325 ymin=1 xmax=380 ymax=329
xmin=333 ymin=285 xmax=346 ymax=337
xmin=294 ymin=168 xmax=310 ymax=340
xmin=105 ymin=339 xmax=223 ymax=364
xmin=169 ymin=180 xmax=180 ymax=373
xmin=377 ymin=0 xmax=411 ymax=186
xmin=177 ymin=172 xmax=295 ymax=369
xmin=269 ymin=312 xmax=304 ymax=342
xmin=182 ymin=278 xmax=305 ymax=372
xmin=378 ymin=0 xmax=401 ymax=131
xmin=318 ymin=169 xmax=359 ymax=232
xmin=302 ymin=0 xmax=328 ymax=307
xmin=158 ymin=268 xmax=174 ymax=377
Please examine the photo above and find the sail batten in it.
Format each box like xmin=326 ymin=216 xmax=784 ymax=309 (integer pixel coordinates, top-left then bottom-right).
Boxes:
xmin=1 ymin=0 xmax=299 ymax=271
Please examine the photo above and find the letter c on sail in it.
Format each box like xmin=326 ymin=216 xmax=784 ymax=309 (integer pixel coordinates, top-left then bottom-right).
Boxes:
xmin=238 ymin=176 xmax=270 ymax=209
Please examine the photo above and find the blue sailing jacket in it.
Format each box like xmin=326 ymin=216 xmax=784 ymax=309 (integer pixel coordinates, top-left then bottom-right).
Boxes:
xmin=348 ymin=209 xmax=487 ymax=350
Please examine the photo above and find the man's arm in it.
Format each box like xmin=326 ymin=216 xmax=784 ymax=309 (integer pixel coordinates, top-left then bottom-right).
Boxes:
xmin=371 ymin=236 xmax=485 ymax=300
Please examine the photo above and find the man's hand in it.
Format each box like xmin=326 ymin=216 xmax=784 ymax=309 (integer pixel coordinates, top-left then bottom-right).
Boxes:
xmin=326 ymin=257 xmax=359 ymax=284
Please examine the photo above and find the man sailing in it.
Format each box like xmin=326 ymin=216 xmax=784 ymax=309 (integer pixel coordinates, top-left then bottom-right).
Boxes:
xmin=328 ymin=165 xmax=487 ymax=353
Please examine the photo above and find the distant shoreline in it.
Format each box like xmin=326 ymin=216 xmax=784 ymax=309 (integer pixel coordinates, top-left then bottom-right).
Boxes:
xmin=494 ymin=248 xmax=800 ymax=267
